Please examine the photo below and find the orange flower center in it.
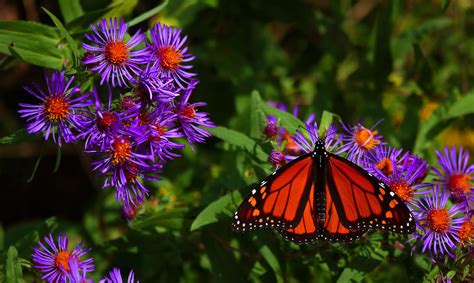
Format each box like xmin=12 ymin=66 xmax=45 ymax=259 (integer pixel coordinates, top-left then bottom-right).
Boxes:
xmin=459 ymin=220 xmax=473 ymax=245
xmin=151 ymin=124 xmax=168 ymax=142
xmin=104 ymin=41 xmax=128 ymax=65
xmin=44 ymin=97 xmax=69 ymax=122
xmin=138 ymin=112 xmax=149 ymax=126
xmin=111 ymin=139 xmax=132 ymax=165
xmin=179 ymin=105 xmax=196 ymax=118
xmin=54 ymin=250 xmax=71 ymax=272
xmin=283 ymin=133 xmax=300 ymax=155
xmin=97 ymin=112 xmax=116 ymax=131
xmin=158 ymin=46 xmax=182 ymax=70
xmin=448 ymin=174 xmax=471 ymax=193
xmin=390 ymin=181 xmax=414 ymax=202
xmin=354 ymin=128 xmax=379 ymax=150
xmin=376 ymin=158 xmax=394 ymax=176
xmin=426 ymin=208 xmax=450 ymax=233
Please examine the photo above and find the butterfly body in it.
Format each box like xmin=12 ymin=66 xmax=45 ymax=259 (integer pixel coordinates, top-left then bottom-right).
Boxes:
xmin=233 ymin=139 xmax=414 ymax=243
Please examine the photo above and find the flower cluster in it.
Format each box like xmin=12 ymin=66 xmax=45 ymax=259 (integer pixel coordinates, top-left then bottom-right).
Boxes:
xmin=263 ymin=102 xmax=473 ymax=259
xmin=19 ymin=18 xmax=214 ymax=213
xmin=32 ymin=233 xmax=137 ymax=282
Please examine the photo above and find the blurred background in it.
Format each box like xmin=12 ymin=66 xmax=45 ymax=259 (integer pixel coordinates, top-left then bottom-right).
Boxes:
xmin=1 ymin=0 xmax=473 ymax=282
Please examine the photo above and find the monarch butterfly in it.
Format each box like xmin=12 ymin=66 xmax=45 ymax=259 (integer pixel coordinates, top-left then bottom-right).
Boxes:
xmin=232 ymin=138 xmax=415 ymax=243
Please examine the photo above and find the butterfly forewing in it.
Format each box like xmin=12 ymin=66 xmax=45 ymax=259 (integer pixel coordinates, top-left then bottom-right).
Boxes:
xmin=326 ymin=154 xmax=415 ymax=234
xmin=232 ymin=154 xmax=314 ymax=232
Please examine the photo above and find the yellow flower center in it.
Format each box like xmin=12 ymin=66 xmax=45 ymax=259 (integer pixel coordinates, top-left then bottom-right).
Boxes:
xmin=104 ymin=41 xmax=128 ymax=65
xmin=426 ymin=208 xmax=450 ymax=233
xmin=390 ymin=180 xmax=414 ymax=202
xmin=354 ymin=128 xmax=379 ymax=150
xmin=376 ymin=158 xmax=394 ymax=176
xmin=125 ymin=163 xmax=138 ymax=183
xmin=44 ymin=97 xmax=69 ymax=122
xmin=459 ymin=220 xmax=474 ymax=245
xmin=111 ymin=138 xmax=132 ymax=165
xmin=448 ymin=174 xmax=471 ymax=193
xmin=158 ymin=46 xmax=182 ymax=70
xmin=54 ymin=250 xmax=71 ymax=272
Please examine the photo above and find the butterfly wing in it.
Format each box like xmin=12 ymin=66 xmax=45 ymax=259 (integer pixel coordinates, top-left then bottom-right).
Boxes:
xmin=232 ymin=153 xmax=315 ymax=232
xmin=326 ymin=154 xmax=415 ymax=234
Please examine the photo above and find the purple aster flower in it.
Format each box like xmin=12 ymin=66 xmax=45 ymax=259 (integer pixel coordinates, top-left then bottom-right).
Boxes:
xmin=337 ymin=121 xmax=384 ymax=164
xmin=130 ymin=62 xmax=179 ymax=105
xmin=78 ymin=89 xmax=141 ymax=150
xmin=32 ymin=233 xmax=94 ymax=282
xmin=89 ymin=136 xmax=159 ymax=207
xmin=458 ymin=217 xmax=474 ymax=246
xmin=361 ymin=145 xmax=408 ymax=180
xmin=381 ymin=156 xmax=429 ymax=204
xmin=100 ymin=268 xmax=138 ymax=283
xmin=269 ymin=149 xmax=287 ymax=168
xmin=146 ymin=22 xmax=196 ymax=89
xmin=18 ymin=71 xmax=92 ymax=146
xmin=411 ymin=186 xmax=464 ymax=258
xmin=432 ymin=146 xmax=473 ymax=208
xmin=285 ymin=122 xmax=340 ymax=161
xmin=66 ymin=257 xmax=93 ymax=283
xmin=82 ymin=18 xmax=149 ymax=87
xmin=137 ymin=104 xmax=185 ymax=162
xmin=175 ymin=81 xmax=215 ymax=145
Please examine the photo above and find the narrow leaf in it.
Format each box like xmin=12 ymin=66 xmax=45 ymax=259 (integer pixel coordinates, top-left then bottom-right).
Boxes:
xmin=259 ymin=245 xmax=283 ymax=283
xmin=129 ymin=0 xmax=169 ymax=26
xmin=129 ymin=208 xmax=188 ymax=231
xmin=27 ymin=143 xmax=47 ymax=183
xmin=190 ymin=190 xmax=242 ymax=231
xmin=261 ymin=103 xmax=305 ymax=134
xmin=206 ymin=126 xmax=268 ymax=162
xmin=42 ymin=8 xmax=79 ymax=66
xmin=249 ymin=90 xmax=266 ymax=139
xmin=319 ymin=110 xmax=340 ymax=135
xmin=0 ymin=129 xmax=38 ymax=144
xmin=5 ymin=246 xmax=24 ymax=283
xmin=58 ymin=0 xmax=84 ymax=23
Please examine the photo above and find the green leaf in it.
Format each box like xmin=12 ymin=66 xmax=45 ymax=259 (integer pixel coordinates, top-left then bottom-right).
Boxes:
xmin=261 ymin=103 xmax=305 ymax=134
xmin=129 ymin=208 xmax=188 ymax=231
xmin=0 ymin=20 xmax=66 ymax=69
xmin=27 ymin=142 xmax=47 ymax=183
xmin=190 ymin=190 xmax=242 ymax=231
xmin=413 ymin=90 xmax=474 ymax=153
xmin=42 ymin=8 xmax=79 ymax=66
xmin=337 ymin=267 xmax=365 ymax=283
xmin=129 ymin=0 xmax=169 ymax=26
xmin=259 ymin=245 xmax=283 ymax=283
xmin=0 ymin=129 xmax=38 ymax=144
xmin=446 ymin=270 xmax=456 ymax=280
xmin=441 ymin=0 xmax=451 ymax=12
xmin=249 ymin=91 xmax=266 ymax=139
xmin=207 ymin=126 xmax=268 ymax=162
xmin=5 ymin=246 xmax=24 ymax=283
xmin=319 ymin=110 xmax=340 ymax=136
xmin=58 ymin=0 xmax=84 ymax=23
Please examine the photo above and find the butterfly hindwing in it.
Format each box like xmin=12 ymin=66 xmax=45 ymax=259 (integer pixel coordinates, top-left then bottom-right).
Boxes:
xmin=326 ymin=154 xmax=415 ymax=234
xmin=232 ymin=154 xmax=315 ymax=232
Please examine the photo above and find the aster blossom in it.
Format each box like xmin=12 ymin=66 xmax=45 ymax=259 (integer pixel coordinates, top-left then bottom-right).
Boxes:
xmin=432 ymin=146 xmax=473 ymax=209
xmin=66 ymin=257 xmax=93 ymax=283
xmin=82 ymin=18 xmax=149 ymax=87
xmin=175 ymin=80 xmax=215 ymax=145
xmin=100 ymin=268 xmax=138 ymax=283
xmin=361 ymin=145 xmax=408 ymax=179
xmin=337 ymin=121 xmax=384 ymax=164
xmin=19 ymin=71 xmax=91 ymax=146
xmin=146 ymin=22 xmax=196 ymax=89
xmin=411 ymin=186 xmax=464 ymax=258
xmin=32 ymin=233 xmax=94 ymax=282
xmin=77 ymin=89 xmax=141 ymax=150
xmin=378 ymin=155 xmax=429 ymax=204
xmin=285 ymin=122 xmax=340 ymax=161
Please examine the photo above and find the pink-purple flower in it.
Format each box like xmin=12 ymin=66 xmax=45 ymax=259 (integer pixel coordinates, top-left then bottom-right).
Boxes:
xmin=19 ymin=71 xmax=92 ymax=146
xmin=32 ymin=234 xmax=94 ymax=282
xmin=82 ymin=18 xmax=149 ymax=87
